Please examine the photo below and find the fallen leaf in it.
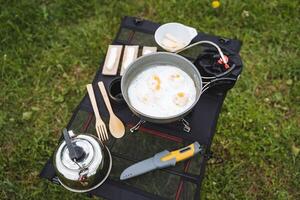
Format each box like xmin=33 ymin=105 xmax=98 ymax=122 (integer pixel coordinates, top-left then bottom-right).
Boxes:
xmin=22 ymin=111 xmax=32 ymax=121
xmin=0 ymin=111 xmax=5 ymax=129
xmin=273 ymin=92 xmax=283 ymax=101
xmin=31 ymin=106 xmax=40 ymax=111
xmin=264 ymin=98 xmax=270 ymax=103
xmin=9 ymin=118 xmax=15 ymax=122
xmin=286 ymin=79 xmax=293 ymax=86
xmin=292 ymin=144 xmax=300 ymax=157
xmin=54 ymin=95 xmax=64 ymax=103
xmin=242 ymin=10 xmax=250 ymax=18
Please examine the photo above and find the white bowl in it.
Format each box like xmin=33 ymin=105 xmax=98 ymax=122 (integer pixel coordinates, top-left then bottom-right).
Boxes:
xmin=154 ymin=22 xmax=197 ymax=52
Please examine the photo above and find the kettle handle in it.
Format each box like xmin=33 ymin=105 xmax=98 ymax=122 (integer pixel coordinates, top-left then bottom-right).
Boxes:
xmin=63 ymin=128 xmax=84 ymax=161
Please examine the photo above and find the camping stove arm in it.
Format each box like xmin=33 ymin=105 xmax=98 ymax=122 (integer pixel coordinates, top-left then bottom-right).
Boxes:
xmin=130 ymin=119 xmax=146 ymax=132
xmin=181 ymin=118 xmax=191 ymax=133
xmin=130 ymin=119 xmax=191 ymax=133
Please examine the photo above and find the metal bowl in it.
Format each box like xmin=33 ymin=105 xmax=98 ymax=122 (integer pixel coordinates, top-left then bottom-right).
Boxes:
xmin=121 ymin=52 xmax=202 ymax=123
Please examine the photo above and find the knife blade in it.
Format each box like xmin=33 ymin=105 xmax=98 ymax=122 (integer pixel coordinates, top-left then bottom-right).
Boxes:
xmin=120 ymin=157 xmax=157 ymax=180
xmin=120 ymin=142 xmax=202 ymax=180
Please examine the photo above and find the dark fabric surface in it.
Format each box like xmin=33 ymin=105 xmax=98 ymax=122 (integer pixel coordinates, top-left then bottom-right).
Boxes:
xmin=40 ymin=16 xmax=242 ymax=200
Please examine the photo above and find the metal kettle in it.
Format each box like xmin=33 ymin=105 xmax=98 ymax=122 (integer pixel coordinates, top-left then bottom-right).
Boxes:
xmin=53 ymin=129 xmax=112 ymax=192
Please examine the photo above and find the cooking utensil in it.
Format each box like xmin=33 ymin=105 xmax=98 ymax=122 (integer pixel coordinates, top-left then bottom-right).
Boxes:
xmin=98 ymin=81 xmax=125 ymax=138
xmin=86 ymin=84 xmax=109 ymax=141
xmin=120 ymin=142 xmax=202 ymax=180
xmin=121 ymin=42 xmax=234 ymax=125
xmin=121 ymin=52 xmax=203 ymax=124
xmin=53 ymin=129 xmax=112 ymax=192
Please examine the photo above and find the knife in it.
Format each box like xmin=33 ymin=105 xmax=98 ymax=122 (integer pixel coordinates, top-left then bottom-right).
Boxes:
xmin=120 ymin=142 xmax=202 ymax=180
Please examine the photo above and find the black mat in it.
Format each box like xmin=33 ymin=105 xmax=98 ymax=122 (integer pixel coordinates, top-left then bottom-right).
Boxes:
xmin=40 ymin=16 xmax=243 ymax=200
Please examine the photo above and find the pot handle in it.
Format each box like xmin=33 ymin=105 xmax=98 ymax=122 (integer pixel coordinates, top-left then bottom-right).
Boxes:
xmin=201 ymin=77 xmax=237 ymax=94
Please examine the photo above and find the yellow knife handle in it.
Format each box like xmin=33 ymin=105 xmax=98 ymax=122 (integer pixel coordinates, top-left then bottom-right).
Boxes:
xmin=160 ymin=142 xmax=201 ymax=162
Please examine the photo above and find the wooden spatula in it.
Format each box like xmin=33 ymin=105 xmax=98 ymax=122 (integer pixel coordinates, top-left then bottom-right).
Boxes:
xmin=98 ymin=81 xmax=125 ymax=138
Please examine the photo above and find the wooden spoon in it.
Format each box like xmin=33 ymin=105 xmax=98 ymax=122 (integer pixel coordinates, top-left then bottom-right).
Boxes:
xmin=98 ymin=81 xmax=125 ymax=138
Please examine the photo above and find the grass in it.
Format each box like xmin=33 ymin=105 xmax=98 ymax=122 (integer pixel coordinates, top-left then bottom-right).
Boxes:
xmin=0 ymin=0 xmax=299 ymax=199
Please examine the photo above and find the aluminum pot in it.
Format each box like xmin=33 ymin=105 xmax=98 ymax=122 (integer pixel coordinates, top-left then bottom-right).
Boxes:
xmin=53 ymin=129 xmax=112 ymax=193
xmin=121 ymin=52 xmax=203 ymax=124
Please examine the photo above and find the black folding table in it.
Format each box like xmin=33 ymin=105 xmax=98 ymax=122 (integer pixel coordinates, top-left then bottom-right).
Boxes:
xmin=40 ymin=16 xmax=243 ymax=200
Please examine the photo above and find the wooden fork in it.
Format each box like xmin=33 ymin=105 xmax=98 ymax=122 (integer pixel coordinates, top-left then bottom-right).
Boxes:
xmin=86 ymin=84 xmax=109 ymax=141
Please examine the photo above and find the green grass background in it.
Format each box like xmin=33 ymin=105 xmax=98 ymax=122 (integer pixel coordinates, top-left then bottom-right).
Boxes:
xmin=0 ymin=0 xmax=299 ymax=199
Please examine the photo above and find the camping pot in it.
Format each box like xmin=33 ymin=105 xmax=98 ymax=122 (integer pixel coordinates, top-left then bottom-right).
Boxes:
xmin=121 ymin=43 xmax=236 ymax=131
xmin=53 ymin=129 xmax=112 ymax=193
xmin=121 ymin=52 xmax=203 ymax=124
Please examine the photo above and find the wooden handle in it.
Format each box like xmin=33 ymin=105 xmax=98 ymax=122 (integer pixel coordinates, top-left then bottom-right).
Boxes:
xmin=86 ymin=84 xmax=101 ymax=120
xmin=98 ymin=81 xmax=114 ymax=115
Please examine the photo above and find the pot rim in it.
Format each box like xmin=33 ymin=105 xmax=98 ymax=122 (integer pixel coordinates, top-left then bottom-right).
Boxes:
xmin=121 ymin=52 xmax=202 ymax=121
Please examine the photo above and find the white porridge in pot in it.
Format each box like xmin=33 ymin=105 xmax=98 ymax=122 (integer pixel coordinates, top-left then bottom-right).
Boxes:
xmin=127 ymin=65 xmax=197 ymax=118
